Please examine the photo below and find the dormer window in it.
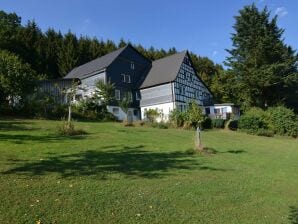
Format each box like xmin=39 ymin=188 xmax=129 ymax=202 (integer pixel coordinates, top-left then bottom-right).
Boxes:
xmin=130 ymin=61 xmax=135 ymax=70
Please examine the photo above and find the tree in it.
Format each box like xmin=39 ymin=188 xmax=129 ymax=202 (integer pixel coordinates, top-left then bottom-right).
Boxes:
xmin=58 ymin=32 xmax=79 ymax=76
xmin=225 ymin=4 xmax=298 ymax=110
xmin=95 ymin=80 xmax=115 ymax=106
xmin=63 ymin=80 xmax=80 ymax=122
xmin=0 ymin=50 xmax=38 ymax=107
xmin=119 ymin=91 xmax=132 ymax=124
xmin=43 ymin=29 xmax=63 ymax=79
xmin=0 ymin=10 xmax=21 ymax=52
xmin=185 ymin=100 xmax=205 ymax=129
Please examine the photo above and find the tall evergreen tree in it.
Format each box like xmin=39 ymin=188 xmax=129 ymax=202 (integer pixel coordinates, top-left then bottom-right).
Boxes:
xmin=225 ymin=4 xmax=298 ymax=109
xmin=0 ymin=10 xmax=21 ymax=52
xmin=43 ymin=28 xmax=63 ymax=79
xmin=58 ymin=31 xmax=79 ymax=76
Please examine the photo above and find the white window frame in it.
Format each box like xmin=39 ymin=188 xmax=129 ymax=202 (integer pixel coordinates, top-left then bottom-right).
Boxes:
xmin=121 ymin=74 xmax=125 ymax=82
xmin=112 ymin=107 xmax=119 ymax=114
xmin=126 ymin=75 xmax=131 ymax=83
xmin=135 ymin=92 xmax=141 ymax=100
xmin=115 ymin=89 xmax=120 ymax=100
xmin=130 ymin=61 xmax=135 ymax=70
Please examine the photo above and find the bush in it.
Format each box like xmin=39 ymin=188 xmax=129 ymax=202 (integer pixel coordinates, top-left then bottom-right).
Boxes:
xmin=169 ymin=109 xmax=185 ymax=128
xmin=57 ymin=121 xmax=87 ymax=136
xmin=267 ymin=106 xmax=298 ymax=137
xmin=212 ymin=119 xmax=225 ymax=128
xmin=238 ymin=107 xmax=269 ymax=133
xmin=201 ymin=117 xmax=212 ymax=129
xmin=144 ymin=109 xmax=160 ymax=123
xmin=227 ymin=119 xmax=238 ymax=131
xmin=169 ymin=101 xmax=205 ymax=130
xmin=255 ymin=129 xmax=274 ymax=137
xmin=147 ymin=121 xmax=169 ymax=129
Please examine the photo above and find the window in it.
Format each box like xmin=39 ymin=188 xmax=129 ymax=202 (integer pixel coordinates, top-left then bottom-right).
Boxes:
xmin=126 ymin=75 xmax=131 ymax=83
xmin=121 ymin=74 xmax=131 ymax=83
xmin=214 ymin=108 xmax=220 ymax=114
xmin=205 ymin=108 xmax=210 ymax=115
xmin=115 ymin=89 xmax=120 ymax=100
xmin=75 ymin=94 xmax=82 ymax=101
xmin=130 ymin=61 xmax=135 ymax=70
xmin=112 ymin=107 xmax=119 ymax=114
xmin=133 ymin=109 xmax=138 ymax=116
xmin=135 ymin=92 xmax=141 ymax=100
xmin=180 ymin=105 xmax=183 ymax=112
xmin=121 ymin=74 xmax=125 ymax=82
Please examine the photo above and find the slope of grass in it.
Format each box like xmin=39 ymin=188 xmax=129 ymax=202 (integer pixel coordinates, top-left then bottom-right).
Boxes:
xmin=0 ymin=118 xmax=297 ymax=223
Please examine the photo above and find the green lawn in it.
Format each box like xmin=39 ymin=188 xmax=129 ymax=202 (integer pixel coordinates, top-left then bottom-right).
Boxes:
xmin=0 ymin=118 xmax=297 ymax=224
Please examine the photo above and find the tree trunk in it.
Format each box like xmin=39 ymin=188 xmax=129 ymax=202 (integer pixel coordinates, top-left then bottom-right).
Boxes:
xmin=68 ymin=105 xmax=72 ymax=122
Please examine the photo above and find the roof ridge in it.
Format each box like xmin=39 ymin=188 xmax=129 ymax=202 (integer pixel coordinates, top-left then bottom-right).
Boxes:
xmin=71 ymin=45 xmax=127 ymax=71
xmin=65 ymin=45 xmax=128 ymax=78
xmin=152 ymin=50 xmax=187 ymax=63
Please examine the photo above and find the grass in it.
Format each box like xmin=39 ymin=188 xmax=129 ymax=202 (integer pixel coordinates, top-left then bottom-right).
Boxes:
xmin=0 ymin=118 xmax=297 ymax=224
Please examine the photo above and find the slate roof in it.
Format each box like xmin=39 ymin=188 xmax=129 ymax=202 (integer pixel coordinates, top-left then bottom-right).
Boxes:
xmin=140 ymin=51 xmax=187 ymax=89
xmin=64 ymin=46 xmax=127 ymax=79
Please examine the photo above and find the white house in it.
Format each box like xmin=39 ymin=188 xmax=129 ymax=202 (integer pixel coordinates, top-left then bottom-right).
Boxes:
xmin=204 ymin=103 xmax=240 ymax=120
xmin=140 ymin=51 xmax=212 ymax=121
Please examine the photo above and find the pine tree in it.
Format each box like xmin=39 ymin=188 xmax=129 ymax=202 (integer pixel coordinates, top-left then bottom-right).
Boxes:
xmin=225 ymin=4 xmax=298 ymax=109
xmin=57 ymin=31 xmax=79 ymax=76
xmin=43 ymin=29 xmax=63 ymax=79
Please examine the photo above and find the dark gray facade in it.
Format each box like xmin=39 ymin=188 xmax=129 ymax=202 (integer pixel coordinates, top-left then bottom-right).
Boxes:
xmin=105 ymin=45 xmax=151 ymax=108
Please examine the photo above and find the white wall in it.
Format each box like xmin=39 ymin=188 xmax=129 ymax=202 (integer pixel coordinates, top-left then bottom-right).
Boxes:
xmin=140 ymin=83 xmax=173 ymax=107
xmin=141 ymin=102 xmax=175 ymax=122
xmin=204 ymin=105 xmax=240 ymax=119
xmin=107 ymin=106 xmax=140 ymax=121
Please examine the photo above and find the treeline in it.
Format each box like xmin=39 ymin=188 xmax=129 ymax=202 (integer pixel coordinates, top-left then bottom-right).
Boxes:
xmin=0 ymin=10 xmax=220 ymax=79
xmin=0 ymin=6 xmax=297 ymax=111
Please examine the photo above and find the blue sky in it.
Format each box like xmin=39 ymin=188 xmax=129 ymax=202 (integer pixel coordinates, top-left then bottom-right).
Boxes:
xmin=0 ymin=0 xmax=297 ymax=65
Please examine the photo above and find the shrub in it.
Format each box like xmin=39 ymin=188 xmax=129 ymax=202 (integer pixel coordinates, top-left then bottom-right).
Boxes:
xmin=238 ymin=107 xmax=269 ymax=133
xmin=267 ymin=106 xmax=298 ymax=137
xmin=57 ymin=121 xmax=87 ymax=136
xmin=227 ymin=119 xmax=238 ymax=131
xmin=201 ymin=117 xmax=212 ymax=129
xmin=144 ymin=109 xmax=160 ymax=123
xmin=212 ymin=119 xmax=225 ymax=128
xmin=169 ymin=109 xmax=185 ymax=128
xmin=133 ymin=120 xmax=145 ymax=126
xmin=255 ymin=129 xmax=274 ymax=137
xmin=144 ymin=121 xmax=169 ymax=129
xmin=122 ymin=119 xmax=134 ymax=127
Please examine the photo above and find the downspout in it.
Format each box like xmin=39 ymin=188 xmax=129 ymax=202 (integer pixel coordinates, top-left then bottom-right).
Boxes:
xmin=171 ymin=82 xmax=175 ymax=109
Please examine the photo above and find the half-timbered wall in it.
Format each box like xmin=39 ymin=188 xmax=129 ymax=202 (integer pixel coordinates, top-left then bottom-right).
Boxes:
xmin=173 ymin=55 xmax=211 ymax=110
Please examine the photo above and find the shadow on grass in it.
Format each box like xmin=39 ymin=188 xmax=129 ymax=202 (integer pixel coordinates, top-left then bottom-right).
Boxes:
xmin=2 ymin=145 xmax=227 ymax=179
xmin=193 ymin=147 xmax=247 ymax=155
xmin=0 ymin=133 xmax=86 ymax=143
xmin=289 ymin=206 xmax=298 ymax=224
xmin=0 ymin=120 xmax=38 ymax=131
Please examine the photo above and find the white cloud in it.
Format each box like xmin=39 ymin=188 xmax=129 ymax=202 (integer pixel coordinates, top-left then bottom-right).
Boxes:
xmin=212 ymin=50 xmax=218 ymax=57
xmin=275 ymin=7 xmax=288 ymax=17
